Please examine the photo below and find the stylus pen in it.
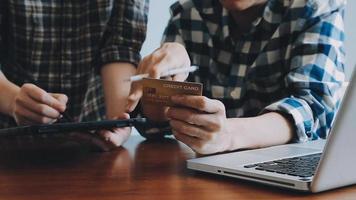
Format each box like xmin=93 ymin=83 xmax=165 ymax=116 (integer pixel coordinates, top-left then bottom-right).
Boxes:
xmin=125 ymin=66 xmax=199 ymax=82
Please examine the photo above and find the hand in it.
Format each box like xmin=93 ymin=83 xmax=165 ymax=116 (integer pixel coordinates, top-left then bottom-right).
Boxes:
xmin=10 ymin=83 xmax=68 ymax=125
xmin=98 ymin=113 xmax=132 ymax=150
xmin=167 ymin=95 xmax=232 ymax=155
xmin=126 ymin=42 xmax=191 ymax=112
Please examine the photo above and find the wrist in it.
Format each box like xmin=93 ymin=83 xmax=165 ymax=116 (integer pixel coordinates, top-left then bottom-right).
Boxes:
xmin=226 ymin=118 xmax=250 ymax=151
xmin=0 ymin=81 xmax=20 ymax=116
xmin=226 ymin=113 xmax=294 ymax=151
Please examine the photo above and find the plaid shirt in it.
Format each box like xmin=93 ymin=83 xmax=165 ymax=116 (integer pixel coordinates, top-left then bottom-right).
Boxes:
xmin=0 ymin=0 xmax=148 ymax=128
xmin=162 ymin=0 xmax=346 ymax=142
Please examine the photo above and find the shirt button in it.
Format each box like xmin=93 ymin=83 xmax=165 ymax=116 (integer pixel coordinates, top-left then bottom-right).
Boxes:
xmin=230 ymin=88 xmax=241 ymax=99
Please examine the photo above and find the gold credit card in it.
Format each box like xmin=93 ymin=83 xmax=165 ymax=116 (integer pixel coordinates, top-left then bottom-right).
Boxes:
xmin=142 ymin=78 xmax=203 ymax=106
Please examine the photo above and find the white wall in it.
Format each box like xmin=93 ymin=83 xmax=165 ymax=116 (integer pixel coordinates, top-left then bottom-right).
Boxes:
xmin=142 ymin=0 xmax=356 ymax=79
xmin=345 ymin=0 xmax=356 ymax=79
xmin=141 ymin=0 xmax=176 ymax=57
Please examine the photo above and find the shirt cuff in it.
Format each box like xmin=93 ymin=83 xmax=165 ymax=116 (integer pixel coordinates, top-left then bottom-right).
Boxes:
xmin=99 ymin=46 xmax=141 ymax=69
xmin=262 ymin=97 xmax=316 ymax=142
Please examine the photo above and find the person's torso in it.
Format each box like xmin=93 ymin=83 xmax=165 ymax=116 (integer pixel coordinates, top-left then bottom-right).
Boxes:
xmin=168 ymin=0 xmax=334 ymax=118
xmin=0 ymin=0 xmax=114 ymax=127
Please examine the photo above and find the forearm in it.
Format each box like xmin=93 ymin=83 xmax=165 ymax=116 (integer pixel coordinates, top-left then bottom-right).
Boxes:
xmin=101 ymin=62 xmax=136 ymax=118
xmin=0 ymin=72 xmax=20 ymax=116
xmin=227 ymin=112 xmax=294 ymax=150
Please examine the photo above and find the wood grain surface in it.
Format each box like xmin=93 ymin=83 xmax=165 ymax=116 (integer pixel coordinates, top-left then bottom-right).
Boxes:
xmin=0 ymin=135 xmax=355 ymax=200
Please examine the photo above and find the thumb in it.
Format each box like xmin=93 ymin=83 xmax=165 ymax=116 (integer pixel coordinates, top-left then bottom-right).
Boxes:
xmin=126 ymin=83 xmax=143 ymax=112
xmin=111 ymin=113 xmax=130 ymax=120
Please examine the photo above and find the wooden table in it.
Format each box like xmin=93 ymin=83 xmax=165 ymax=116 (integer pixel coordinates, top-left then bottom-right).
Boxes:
xmin=0 ymin=134 xmax=356 ymax=200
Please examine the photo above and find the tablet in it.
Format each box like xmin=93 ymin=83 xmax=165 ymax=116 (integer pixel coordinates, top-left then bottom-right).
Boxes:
xmin=0 ymin=118 xmax=147 ymax=137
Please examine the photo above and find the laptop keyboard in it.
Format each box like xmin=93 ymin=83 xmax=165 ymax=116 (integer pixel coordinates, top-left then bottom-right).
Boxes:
xmin=243 ymin=153 xmax=322 ymax=178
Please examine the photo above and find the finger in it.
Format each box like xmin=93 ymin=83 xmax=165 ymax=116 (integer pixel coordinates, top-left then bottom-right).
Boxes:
xmin=100 ymin=113 xmax=131 ymax=146
xmin=170 ymin=119 xmax=213 ymax=140
xmin=171 ymin=95 xmax=224 ymax=114
xmin=115 ymin=112 xmax=130 ymax=120
xmin=140 ymin=51 xmax=168 ymax=79
xmin=173 ymin=130 xmax=201 ymax=150
xmin=126 ymin=53 xmax=165 ymax=111
xmin=136 ymin=55 xmax=150 ymax=75
xmin=167 ymin=107 xmax=221 ymax=130
xmin=99 ymin=127 xmax=131 ymax=147
xmin=172 ymin=72 xmax=189 ymax=82
xmin=22 ymin=84 xmax=66 ymax=112
xmin=50 ymin=93 xmax=68 ymax=105
xmin=15 ymin=104 xmax=57 ymax=124
xmin=17 ymin=93 xmax=61 ymax=119
xmin=127 ymin=60 xmax=146 ymax=113
xmin=141 ymin=50 xmax=180 ymax=79
xmin=148 ymin=58 xmax=172 ymax=79
xmin=126 ymin=82 xmax=143 ymax=112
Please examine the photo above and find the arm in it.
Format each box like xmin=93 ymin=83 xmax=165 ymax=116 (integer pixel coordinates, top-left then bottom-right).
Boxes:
xmin=167 ymin=96 xmax=293 ymax=154
xmin=0 ymin=73 xmax=67 ymax=125
xmin=263 ymin=6 xmax=346 ymax=142
xmin=98 ymin=0 xmax=148 ymax=147
xmin=0 ymin=72 xmax=19 ymax=116
xmin=101 ymin=63 xmax=136 ymax=118
xmin=100 ymin=0 xmax=148 ymax=116
xmin=0 ymin=6 xmax=67 ymax=125
xmin=226 ymin=113 xmax=294 ymax=150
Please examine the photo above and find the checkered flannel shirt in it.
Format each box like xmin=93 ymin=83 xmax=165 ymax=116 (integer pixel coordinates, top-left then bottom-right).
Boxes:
xmin=161 ymin=0 xmax=346 ymax=142
xmin=0 ymin=0 xmax=148 ymax=128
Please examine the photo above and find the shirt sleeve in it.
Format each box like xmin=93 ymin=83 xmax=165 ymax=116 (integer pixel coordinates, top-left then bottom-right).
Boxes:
xmin=262 ymin=7 xmax=346 ymax=142
xmin=99 ymin=0 xmax=149 ymax=68
xmin=161 ymin=2 xmax=185 ymax=45
xmin=161 ymin=18 xmax=185 ymax=45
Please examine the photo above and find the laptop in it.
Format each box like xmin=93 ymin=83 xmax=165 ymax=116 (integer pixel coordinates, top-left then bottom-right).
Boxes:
xmin=187 ymin=69 xmax=356 ymax=193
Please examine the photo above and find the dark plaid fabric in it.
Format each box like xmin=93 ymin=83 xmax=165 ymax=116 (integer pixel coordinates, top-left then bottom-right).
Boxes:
xmin=0 ymin=0 xmax=148 ymax=128
xmin=162 ymin=0 xmax=346 ymax=141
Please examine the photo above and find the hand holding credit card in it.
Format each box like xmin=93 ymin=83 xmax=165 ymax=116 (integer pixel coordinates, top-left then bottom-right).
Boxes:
xmin=126 ymin=65 xmax=201 ymax=111
xmin=142 ymin=78 xmax=203 ymax=106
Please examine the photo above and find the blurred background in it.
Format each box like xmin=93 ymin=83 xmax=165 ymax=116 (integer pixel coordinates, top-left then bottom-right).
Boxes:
xmin=141 ymin=0 xmax=356 ymax=80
